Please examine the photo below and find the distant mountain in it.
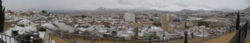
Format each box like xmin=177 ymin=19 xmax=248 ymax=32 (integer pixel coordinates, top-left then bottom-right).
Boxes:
xmin=243 ymin=6 xmax=250 ymax=12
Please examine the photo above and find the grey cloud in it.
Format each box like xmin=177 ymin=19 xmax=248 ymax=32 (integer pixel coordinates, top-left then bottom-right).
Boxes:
xmin=3 ymin=0 xmax=250 ymax=11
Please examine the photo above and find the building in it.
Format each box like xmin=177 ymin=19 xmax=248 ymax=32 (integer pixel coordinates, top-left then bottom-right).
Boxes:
xmin=123 ymin=12 xmax=135 ymax=22
xmin=161 ymin=13 xmax=175 ymax=33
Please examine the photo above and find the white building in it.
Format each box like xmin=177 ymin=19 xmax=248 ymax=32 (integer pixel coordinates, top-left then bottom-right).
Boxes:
xmin=123 ymin=12 xmax=135 ymax=22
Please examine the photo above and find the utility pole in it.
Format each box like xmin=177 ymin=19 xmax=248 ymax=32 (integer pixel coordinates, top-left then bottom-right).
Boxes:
xmin=0 ymin=0 xmax=4 ymax=32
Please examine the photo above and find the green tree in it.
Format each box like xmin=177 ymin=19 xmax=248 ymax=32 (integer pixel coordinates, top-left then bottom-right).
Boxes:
xmin=198 ymin=21 xmax=209 ymax=27
xmin=236 ymin=11 xmax=240 ymax=30
xmin=0 ymin=0 xmax=4 ymax=32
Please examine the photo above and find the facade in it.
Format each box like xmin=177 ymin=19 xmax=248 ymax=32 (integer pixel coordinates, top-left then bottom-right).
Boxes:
xmin=123 ymin=12 xmax=135 ymax=22
xmin=161 ymin=13 xmax=175 ymax=33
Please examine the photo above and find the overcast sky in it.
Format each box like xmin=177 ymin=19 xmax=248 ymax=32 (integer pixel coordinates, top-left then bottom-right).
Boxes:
xmin=3 ymin=0 xmax=250 ymax=11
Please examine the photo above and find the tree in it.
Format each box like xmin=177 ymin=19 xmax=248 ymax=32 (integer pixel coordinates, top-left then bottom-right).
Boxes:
xmin=184 ymin=31 xmax=188 ymax=43
xmin=198 ymin=21 xmax=209 ymax=27
xmin=236 ymin=11 xmax=240 ymax=30
xmin=0 ymin=0 xmax=4 ymax=32
xmin=41 ymin=10 xmax=47 ymax=14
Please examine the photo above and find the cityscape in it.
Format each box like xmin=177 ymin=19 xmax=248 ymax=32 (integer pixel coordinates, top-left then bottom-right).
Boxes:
xmin=0 ymin=0 xmax=249 ymax=43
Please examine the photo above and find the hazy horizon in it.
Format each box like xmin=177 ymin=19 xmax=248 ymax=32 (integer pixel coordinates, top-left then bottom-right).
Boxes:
xmin=3 ymin=0 xmax=250 ymax=11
